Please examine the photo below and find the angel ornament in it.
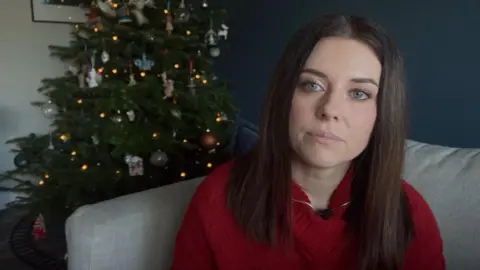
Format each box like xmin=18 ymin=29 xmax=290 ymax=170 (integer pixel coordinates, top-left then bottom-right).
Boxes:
xmin=161 ymin=72 xmax=175 ymax=99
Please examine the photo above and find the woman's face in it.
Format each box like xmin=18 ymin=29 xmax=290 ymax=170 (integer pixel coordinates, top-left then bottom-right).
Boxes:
xmin=289 ymin=37 xmax=381 ymax=169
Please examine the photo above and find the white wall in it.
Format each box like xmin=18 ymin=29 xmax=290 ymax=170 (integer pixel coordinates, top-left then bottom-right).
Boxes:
xmin=0 ymin=1 xmax=71 ymax=208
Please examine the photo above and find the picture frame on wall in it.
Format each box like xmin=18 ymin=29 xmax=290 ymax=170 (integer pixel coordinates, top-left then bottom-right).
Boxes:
xmin=30 ymin=0 xmax=90 ymax=24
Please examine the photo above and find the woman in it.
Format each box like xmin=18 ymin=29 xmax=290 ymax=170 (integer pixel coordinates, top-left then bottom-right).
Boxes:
xmin=171 ymin=15 xmax=445 ymax=270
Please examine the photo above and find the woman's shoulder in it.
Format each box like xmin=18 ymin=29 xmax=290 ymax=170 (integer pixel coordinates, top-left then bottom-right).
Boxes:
xmin=189 ymin=159 xmax=235 ymax=210
xmin=401 ymin=180 xmax=433 ymax=215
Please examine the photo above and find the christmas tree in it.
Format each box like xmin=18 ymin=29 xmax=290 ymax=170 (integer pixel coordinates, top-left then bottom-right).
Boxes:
xmin=0 ymin=0 xmax=235 ymax=221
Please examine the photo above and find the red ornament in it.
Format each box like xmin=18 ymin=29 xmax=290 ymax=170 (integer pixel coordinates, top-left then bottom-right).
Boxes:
xmin=32 ymin=214 xmax=47 ymax=240
xmin=200 ymin=132 xmax=218 ymax=150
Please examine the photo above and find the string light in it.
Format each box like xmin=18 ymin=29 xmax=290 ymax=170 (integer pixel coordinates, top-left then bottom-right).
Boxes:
xmin=94 ymin=28 xmax=99 ymax=32
xmin=112 ymin=68 xmax=118 ymax=74
xmin=140 ymin=72 xmax=146 ymax=77
xmin=116 ymin=170 xmax=121 ymax=174
xmin=75 ymin=24 xmax=79 ymax=29
xmin=81 ymin=164 xmax=88 ymax=171
xmin=180 ymin=172 xmax=186 ymax=178
xmin=164 ymin=9 xmax=169 ymax=14
xmin=112 ymin=35 xmax=118 ymax=41
xmin=152 ymin=132 xmax=158 ymax=138
xmin=174 ymin=64 xmax=180 ymax=68
xmin=39 ymin=180 xmax=45 ymax=185
xmin=202 ymin=79 xmax=208 ymax=84
xmin=217 ymin=142 xmax=221 ymax=146
xmin=60 ymin=134 xmax=68 ymax=141
xmin=183 ymin=139 xmax=188 ymax=143
xmin=186 ymin=30 xmax=191 ymax=35
xmin=100 ymin=113 xmax=106 ymax=118
xmin=71 ymin=151 xmax=77 ymax=156
xmin=113 ymin=3 xmax=119 ymax=8
xmin=207 ymin=163 xmax=213 ymax=168
xmin=98 ymin=67 xmax=104 ymax=73
xmin=195 ymin=74 xmax=201 ymax=79
xmin=44 ymin=174 xmax=50 ymax=179
xmin=216 ymin=117 xmax=222 ymax=122
xmin=77 ymin=99 xmax=83 ymax=104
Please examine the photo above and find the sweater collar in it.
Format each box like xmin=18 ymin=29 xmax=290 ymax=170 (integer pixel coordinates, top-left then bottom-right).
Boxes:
xmin=292 ymin=164 xmax=354 ymax=209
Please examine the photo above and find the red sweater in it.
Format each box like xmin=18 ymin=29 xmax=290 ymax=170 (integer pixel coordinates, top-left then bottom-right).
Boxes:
xmin=171 ymin=161 xmax=445 ymax=270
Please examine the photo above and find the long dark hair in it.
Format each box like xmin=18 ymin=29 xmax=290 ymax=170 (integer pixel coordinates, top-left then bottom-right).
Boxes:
xmin=227 ymin=15 xmax=414 ymax=270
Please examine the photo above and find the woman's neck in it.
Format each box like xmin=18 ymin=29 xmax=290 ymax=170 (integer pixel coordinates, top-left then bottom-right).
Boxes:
xmin=292 ymin=159 xmax=351 ymax=209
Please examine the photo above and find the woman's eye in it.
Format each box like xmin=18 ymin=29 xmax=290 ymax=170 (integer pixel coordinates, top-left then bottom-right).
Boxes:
xmin=301 ymin=81 xmax=324 ymax=92
xmin=350 ymin=89 xmax=371 ymax=100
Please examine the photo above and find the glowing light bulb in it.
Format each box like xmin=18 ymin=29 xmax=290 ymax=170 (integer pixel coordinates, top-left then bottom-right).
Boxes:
xmin=60 ymin=135 xmax=68 ymax=141
xmin=152 ymin=132 xmax=158 ymax=138
xmin=216 ymin=117 xmax=222 ymax=122
xmin=186 ymin=30 xmax=191 ymax=35
xmin=94 ymin=28 xmax=99 ymax=32
xmin=183 ymin=139 xmax=188 ymax=143
xmin=195 ymin=74 xmax=201 ymax=79
xmin=180 ymin=172 xmax=186 ymax=178
xmin=98 ymin=67 xmax=104 ymax=73
xmin=140 ymin=72 xmax=146 ymax=77
xmin=164 ymin=9 xmax=169 ymax=14
xmin=100 ymin=113 xmax=106 ymax=118
xmin=39 ymin=180 xmax=45 ymax=185
xmin=116 ymin=170 xmax=121 ymax=174
xmin=112 ymin=36 xmax=118 ymax=41
xmin=202 ymin=79 xmax=207 ymax=84
xmin=112 ymin=68 xmax=118 ymax=74
xmin=77 ymin=99 xmax=83 ymax=104
xmin=174 ymin=64 xmax=180 ymax=68
xmin=44 ymin=174 xmax=50 ymax=179
xmin=71 ymin=151 xmax=77 ymax=156
xmin=81 ymin=164 xmax=88 ymax=171
xmin=207 ymin=163 xmax=213 ymax=168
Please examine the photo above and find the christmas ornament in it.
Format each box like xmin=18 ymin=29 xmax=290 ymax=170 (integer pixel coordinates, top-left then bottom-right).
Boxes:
xmin=128 ymin=74 xmax=137 ymax=86
xmin=41 ymin=102 xmax=57 ymax=119
xmin=112 ymin=114 xmax=123 ymax=123
xmin=101 ymin=50 xmax=110 ymax=63
xmin=218 ymin=23 xmax=229 ymax=40
xmin=187 ymin=60 xmax=196 ymax=94
xmin=209 ymin=47 xmax=220 ymax=57
xmin=13 ymin=153 xmax=29 ymax=168
xmin=175 ymin=0 xmax=190 ymax=23
xmin=129 ymin=0 xmax=155 ymax=25
xmin=32 ymin=214 xmax=47 ymax=240
xmin=201 ymin=0 xmax=209 ymax=9
xmin=129 ymin=0 xmax=156 ymax=9
xmin=69 ymin=65 xmax=79 ymax=74
xmin=200 ymin=132 xmax=218 ymax=149
xmin=96 ymin=0 xmax=117 ymax=18
xmin=171 ymin=109 xmax=182 ymax=119
xmin=134 ymin=53 xmax=154 ymax=71
xmin=126 ymin=110 xmax=136 ymax=121
xmin=149 ymin=150 xmax=169 ymax=167
xmin=166 ymin=13 xmax=174 ymax=35
xmin=161 ymin=72 xmax=175 ymax=99
xmin=91 ymin=135 xmax=99 ymax=145
xmin=125 ymin=155 xmax=144 ymax=176
xmin=47 ymin=133 xmax=55 ymax=150
xmin=86 ymin=50 xmax=102 ymax=88
xmin=205 ymin=18 xmax=219 ymax=46
xmin=118 ymin=6 xmax=133 ymax=23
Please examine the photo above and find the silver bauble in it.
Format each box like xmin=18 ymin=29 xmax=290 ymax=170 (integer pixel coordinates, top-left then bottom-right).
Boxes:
xmin=41 ymin=102 xmax=58 ymax=119
xmin=150 ymin=150 xmax=169 ymax=167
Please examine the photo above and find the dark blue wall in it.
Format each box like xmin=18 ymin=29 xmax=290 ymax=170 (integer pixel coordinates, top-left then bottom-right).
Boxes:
xmin=214 ymin=0 xmax=480 ymax=148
